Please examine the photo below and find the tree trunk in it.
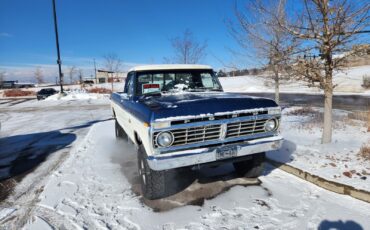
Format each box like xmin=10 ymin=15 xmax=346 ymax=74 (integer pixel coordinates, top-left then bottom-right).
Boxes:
xmin=322 ymin=62 xmax=333 ymax=143
xmin=273 ymin=67 xmax=280 ymax=104
xmin=322 ymin=88 xmax=332 ymax=143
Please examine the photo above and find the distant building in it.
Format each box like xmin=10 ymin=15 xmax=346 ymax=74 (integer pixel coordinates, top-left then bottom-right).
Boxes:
xmin=95 ymin=69 xmax=126 ymax=84
xmin=15 ymin=82 xmax=36 ymax=88
xmin=0 ymin=80 xmax=18 ymax=89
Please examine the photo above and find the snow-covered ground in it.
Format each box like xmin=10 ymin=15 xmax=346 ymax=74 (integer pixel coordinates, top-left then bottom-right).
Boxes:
xmin=268 ymin=107 xmax=370 ymax=192
xmin=220 ymin=65 xmax=370 ymax=94
xmin=0 ymin=98 xmax=112 ymax=226
xmin=0 ymin=98 xmax=110 ymax=137
xmin=45 ymin=90 xmax=109 ymax=101
xmin=1 ymin=94 xmax=369 ymax=229
xmin=19 ymin=121 xmax=370 ymax=229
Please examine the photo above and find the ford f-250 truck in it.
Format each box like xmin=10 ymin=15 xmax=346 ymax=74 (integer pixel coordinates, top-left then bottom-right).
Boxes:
xmin=111 ymin=64 xmax=283 ymax=199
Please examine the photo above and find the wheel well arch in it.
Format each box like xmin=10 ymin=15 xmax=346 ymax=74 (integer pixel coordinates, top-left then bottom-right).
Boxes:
xmin=134 ymin=131 xmax=142 ymax=146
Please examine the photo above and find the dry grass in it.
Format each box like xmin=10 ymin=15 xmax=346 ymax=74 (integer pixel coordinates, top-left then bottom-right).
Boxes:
xmin=87 ymin=87 xmax=112 ymax=94
xmin=345 ymin=111 xmax=369 ymax=131
xmin=359 ymin=144 xmax=370 ymax=161
xmin=362 ymin=75 xmax=370 ymax=88
xmin=340 ymin=117 xmax=360 ymax=127
xmin=4 ymin=89 xmax=35 ymax=97
xmin=286 ymin=107 xmax=317 ymax=116
xmin=347 ymin=111 xmax=368 ymax=121
xmin=286 ymin=107 xmax=367 ymax=132
xmin=285 ymin=107 xmax=323 ymax=132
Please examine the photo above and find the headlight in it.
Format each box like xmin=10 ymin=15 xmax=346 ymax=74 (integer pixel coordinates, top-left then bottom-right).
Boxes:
xmin=264 ymin=119 xmax=277 ymax=132
xmin=156 ymin=132 xmax=174 ymax=147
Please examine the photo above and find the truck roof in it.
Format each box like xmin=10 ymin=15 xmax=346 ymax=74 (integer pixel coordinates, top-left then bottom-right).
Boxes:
xmin=128 ymin=64 xmax=212 ymax=72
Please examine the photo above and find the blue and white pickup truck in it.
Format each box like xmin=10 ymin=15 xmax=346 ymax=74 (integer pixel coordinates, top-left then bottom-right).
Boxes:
xmin=111 ymin=64 xmax=283 ymax=199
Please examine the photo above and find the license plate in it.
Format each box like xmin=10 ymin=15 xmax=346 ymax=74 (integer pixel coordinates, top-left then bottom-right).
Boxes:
xmin=216 ymin=146 xmax=238 ymax=160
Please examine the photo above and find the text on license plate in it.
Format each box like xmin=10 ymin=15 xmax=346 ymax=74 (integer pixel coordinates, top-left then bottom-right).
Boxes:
xmin=216 ymin=146 xmax=238 ymax=160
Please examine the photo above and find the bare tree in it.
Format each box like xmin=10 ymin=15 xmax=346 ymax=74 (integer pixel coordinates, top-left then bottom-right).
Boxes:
xmin=278 ymin=0 xmax=370 ymax=143
xmin=167 ymin=29 xmax=207 ymax=64
xmin=229 ymin=0 xmax=299 ymax=104
xmin=34 ymin=67 xmax=44 ymax=84
xmin=78 ymin=69 xmax=83 ymax=84
xmin=68 ymin=65 xmax=76 ymax=84
xmin=0 ymin=70 xmax=5 ymax=85
xmin=103 ymin=53 xmax=122 ymax=91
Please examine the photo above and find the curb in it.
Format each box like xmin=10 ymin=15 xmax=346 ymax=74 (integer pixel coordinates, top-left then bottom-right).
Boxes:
xmin=266 ymin=159 xmax=370 ymax=203
xmin=0 ymin=97 xmax=36 ymax=100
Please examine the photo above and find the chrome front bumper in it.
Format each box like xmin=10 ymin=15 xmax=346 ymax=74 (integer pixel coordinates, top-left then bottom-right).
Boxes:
xmin=146 ymin=135 xmax=283 ymax=170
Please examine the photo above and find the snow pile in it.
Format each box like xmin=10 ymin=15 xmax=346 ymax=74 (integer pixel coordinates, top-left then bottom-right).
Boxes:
xmin=21 ymin=121 xmax=370 ymax=229
xmin=45 ymin=90 xmax=109 ymax=101
xmin=268 ymin=107 xmax=370 ymax=191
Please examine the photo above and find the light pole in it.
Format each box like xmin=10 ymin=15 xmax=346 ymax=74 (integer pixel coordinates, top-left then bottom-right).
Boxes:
xmin=94 ymin=58 xmax=97 ymax=83
xmin=52 ymin=0 xmax=64 ymax=93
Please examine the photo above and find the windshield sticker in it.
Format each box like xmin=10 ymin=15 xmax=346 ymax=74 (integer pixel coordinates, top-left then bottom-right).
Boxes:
xmin=143 ymin=83 xmax=160 ymax=94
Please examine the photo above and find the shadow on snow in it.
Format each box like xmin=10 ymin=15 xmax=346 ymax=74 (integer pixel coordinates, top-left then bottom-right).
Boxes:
xmin=113 ymin=138 xmax=297 ymax=211
xmin=318 ymin=219 xmax=363 ymax=230
xmin=0 ymin=118 xmax=112 ymax=200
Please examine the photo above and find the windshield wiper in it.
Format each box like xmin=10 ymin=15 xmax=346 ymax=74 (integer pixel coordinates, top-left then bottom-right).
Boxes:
xmin=188 ymin=88 xmax=206 ymax=92
xmin=142 ymin=92 xmax=162 ymax=97
xmin=189 ymin=88 xmax=222 ymax=92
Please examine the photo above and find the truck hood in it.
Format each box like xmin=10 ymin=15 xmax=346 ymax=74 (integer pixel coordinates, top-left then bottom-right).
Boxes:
xmin=139 ymin=92 xmax=278 ymax=121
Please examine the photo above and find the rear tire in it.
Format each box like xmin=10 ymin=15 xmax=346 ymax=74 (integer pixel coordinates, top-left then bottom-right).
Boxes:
xmin=137 ymin=145 xmax=169 ymax=200
xmin=233 ymin=152 xmax=265 ymax=178
xmin=115 ymin=119 xmax=127 ymax=139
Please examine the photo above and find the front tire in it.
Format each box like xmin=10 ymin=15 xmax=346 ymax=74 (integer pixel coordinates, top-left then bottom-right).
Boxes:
xmin=233 ymin=152 xmax=265 ymax=178
xmin=137 ymin=145 xmax=169 ymax=200
xmin=115 ymin=119 xmax=127 ymax=139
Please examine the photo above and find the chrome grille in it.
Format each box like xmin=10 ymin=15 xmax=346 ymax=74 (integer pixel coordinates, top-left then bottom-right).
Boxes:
xmin=154 ymin=124 xmax=221 ymax=147
xmin=153 ymin=118 xmax=273 ymax=148
xmin=226 ymin=119 xmax=268 ymax=138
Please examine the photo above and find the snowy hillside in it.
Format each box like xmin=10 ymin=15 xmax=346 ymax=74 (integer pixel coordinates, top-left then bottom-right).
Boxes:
xmin=220 ymin=65 xmax=370 ymax=94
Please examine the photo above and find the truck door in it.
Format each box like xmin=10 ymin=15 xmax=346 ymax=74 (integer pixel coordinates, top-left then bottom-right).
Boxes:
xmin=117 ymin=73 xmax=135 ymax=141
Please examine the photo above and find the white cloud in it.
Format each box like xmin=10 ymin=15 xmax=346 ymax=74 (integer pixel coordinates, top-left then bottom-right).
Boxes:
xmin=0 ymin=32 xmax=12 ymax=37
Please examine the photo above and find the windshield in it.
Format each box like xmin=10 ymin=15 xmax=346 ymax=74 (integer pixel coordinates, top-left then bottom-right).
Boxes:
xmin=40 ymin=89 xmax=55 ymax=93
xmin=136 ymin=70 xmax=222 ymax=95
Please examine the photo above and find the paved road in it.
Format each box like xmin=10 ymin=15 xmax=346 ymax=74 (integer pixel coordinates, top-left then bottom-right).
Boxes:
xmin=0 ymin=98 xmax=36 ymax=107
xmin=242 ymin=92 xmax=370 ymax=111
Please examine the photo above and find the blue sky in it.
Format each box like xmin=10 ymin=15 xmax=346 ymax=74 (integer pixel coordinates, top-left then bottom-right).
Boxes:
xmin=0 ymin=0 xmax=249 ymax=81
